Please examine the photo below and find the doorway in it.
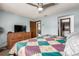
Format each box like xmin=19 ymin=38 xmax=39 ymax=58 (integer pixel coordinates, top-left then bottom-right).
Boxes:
xmin=30 ymin=20 xmax=41 ymax=38
xmin=58 ymin=15 xmax=74 ymax=36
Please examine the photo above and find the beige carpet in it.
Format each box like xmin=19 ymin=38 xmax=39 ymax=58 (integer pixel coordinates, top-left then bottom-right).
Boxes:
xmin=0 ymin=49 xmax=9 ymax=56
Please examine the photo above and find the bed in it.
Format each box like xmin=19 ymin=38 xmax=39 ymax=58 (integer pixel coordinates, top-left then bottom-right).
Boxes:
xmin=9 ymin=35 xmax=66 ymax=56
xmin=64 ymin=32 xmax=79 ymax=56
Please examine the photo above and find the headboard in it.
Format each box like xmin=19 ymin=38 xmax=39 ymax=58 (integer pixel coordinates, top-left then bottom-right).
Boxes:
xmin=7 ymin=32 xmax=31 ymax=49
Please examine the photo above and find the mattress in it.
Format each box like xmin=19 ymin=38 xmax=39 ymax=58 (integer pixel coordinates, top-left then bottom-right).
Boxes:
xmin=9 ymin=35 xmax=66 ymax=56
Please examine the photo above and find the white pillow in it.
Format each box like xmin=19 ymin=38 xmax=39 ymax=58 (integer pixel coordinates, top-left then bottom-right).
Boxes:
xmin=67 ymin=32 xmax=79 ymax=39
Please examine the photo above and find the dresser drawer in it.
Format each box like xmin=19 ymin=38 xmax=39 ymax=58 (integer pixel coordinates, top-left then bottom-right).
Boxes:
xmin=7 ymin=32 xmax=31 ymax=49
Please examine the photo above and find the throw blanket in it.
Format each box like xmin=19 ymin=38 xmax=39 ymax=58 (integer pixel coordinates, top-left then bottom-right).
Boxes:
xmin=9 ymin=35 xmax=65 ymax=56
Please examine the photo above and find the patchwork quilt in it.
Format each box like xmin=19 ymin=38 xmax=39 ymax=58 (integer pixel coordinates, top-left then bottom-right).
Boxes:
xmin=9 ymin=35 xmax=66 ymax=56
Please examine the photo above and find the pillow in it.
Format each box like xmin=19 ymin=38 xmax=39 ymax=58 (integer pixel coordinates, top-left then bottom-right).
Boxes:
xmin=67 ymin=32 xmax=79 ymax=39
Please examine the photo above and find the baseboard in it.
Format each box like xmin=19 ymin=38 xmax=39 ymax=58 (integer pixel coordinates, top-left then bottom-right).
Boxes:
xmin=0 ymin=46 xmax=7 ymax=52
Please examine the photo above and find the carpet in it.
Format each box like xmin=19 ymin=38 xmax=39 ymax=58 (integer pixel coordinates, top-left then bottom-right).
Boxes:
xmin=0 ymin=49 xmax=9 ymax=56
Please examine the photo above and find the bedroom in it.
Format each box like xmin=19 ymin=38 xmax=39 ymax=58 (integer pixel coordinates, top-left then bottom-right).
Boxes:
xmin=0 ymin=3 xmax=79 ymax=56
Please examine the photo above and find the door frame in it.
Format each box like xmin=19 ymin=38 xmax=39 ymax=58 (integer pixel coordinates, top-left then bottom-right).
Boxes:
xmin=58 ymin=15 xmax=74 ymax=36
xmin=36 ymin=20 xmax=41 ymax=36
xmin=30 ymin=20 xmax=41 ymax=37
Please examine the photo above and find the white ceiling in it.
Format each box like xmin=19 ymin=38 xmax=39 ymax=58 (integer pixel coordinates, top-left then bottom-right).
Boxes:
xmin=0 ymin=3 xmax=79 ymax=19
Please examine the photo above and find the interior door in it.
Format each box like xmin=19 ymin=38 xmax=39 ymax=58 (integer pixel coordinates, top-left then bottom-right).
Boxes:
xmin=30 ymin=21 xmax=37 ymax=38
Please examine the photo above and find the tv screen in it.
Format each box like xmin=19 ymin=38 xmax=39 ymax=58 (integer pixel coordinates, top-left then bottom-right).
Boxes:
xmin=14 ymin=25 xmax=26 ymax=32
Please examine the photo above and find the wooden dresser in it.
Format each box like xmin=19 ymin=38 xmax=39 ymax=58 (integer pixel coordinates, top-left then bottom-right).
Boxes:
xmin=7 ymin=32 xmax=31 ymax=49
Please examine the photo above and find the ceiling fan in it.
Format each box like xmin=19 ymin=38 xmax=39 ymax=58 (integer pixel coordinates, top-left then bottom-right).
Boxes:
xmin=27 ymin=3 xmax=56 ymax=13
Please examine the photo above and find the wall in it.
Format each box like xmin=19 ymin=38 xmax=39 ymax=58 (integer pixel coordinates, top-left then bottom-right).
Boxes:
xmin=40 ymin=9 xmax=79 ymax=35
xmin=0 ymin=11 xmax=30 ymax=47
xmin=1 ymin=8 xmax=79 ymax=47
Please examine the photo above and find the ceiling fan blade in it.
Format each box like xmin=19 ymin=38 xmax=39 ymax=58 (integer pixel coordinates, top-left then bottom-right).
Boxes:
xmin=27 ymin=3 xmax=38 ymax=7
xmin=43 ymin=3 xmax=56 ymax=9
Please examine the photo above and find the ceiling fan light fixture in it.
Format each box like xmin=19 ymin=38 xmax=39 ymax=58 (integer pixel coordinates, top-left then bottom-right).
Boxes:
xmin=38 ymin=7 xmax=43 ymax=11
xmin=27 ymin=3 xmax=56 ymax=13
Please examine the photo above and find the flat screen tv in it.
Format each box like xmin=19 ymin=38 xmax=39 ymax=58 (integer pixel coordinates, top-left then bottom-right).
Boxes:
xmin=14 ymin=25 xmax=26 ymax=32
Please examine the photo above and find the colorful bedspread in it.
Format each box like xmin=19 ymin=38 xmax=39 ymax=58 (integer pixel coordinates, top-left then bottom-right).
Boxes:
xmin=9 ymin=35 xmax=66 ymax=56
